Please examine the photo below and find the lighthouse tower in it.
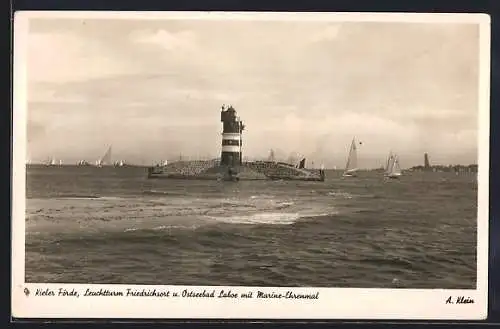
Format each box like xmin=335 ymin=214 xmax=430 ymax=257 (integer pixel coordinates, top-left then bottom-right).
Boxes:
xmin=220 ymin=104 xmax=244 ymax=167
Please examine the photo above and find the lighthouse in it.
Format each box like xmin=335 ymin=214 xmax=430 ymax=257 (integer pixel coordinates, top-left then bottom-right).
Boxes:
xmin=147 ymin=104 xmax=325 ymax=181
xmin=220 ymin=104 xmax=244 ymax=167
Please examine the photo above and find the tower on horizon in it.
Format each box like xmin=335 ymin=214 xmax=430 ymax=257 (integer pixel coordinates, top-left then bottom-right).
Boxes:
xmin=424 ymin=153 xmax=431 ymax=169
xmin=220 ymin=105 xmax=244 ymax=167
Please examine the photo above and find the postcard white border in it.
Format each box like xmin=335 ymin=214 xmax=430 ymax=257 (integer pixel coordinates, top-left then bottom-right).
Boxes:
xmin=12 ymin=11 xmax=490 ymax=320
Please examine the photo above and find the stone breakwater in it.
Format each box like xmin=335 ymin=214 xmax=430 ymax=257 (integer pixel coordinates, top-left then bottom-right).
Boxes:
xmin=148 ymin=160 xmax=324 ymax=181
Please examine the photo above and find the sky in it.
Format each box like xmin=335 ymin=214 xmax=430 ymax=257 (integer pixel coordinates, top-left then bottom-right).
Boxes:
xmin=23 ymin=14 xmax=481 ymax=168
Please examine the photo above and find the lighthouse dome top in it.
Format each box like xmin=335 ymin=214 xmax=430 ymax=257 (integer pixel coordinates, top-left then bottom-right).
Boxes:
xmin=221 ymin=104 xmax=236 ymax=112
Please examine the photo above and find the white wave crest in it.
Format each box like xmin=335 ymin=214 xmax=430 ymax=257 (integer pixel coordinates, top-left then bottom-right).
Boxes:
xmin=209 ymin=212 xmax=300 ymax=225
xmin=327 ymin=191 xmax=353 ymax=199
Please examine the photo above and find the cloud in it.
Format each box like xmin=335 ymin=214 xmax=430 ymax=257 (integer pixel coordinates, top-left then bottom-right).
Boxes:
xmin=309 ymin=24 xmax=342 ymax=43
xmin=28 ymin=82 xmax=91 ymax=103
xmin=27 ymin=120 xmax=46 ymax=143
xmin=27 ymin=31 xmax=136 ymax=83
xmin=23 ymin=19 xmax=480 ymax=167
xmin=131 ymin=29 xmax=197 ymax=52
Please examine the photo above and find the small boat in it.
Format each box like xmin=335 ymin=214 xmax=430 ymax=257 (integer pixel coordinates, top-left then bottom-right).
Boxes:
xmin=77 ymin=160 xmax=91 ymax=166
xmin=385 ymin=152 xmax=402 ymax=179
xmin=296 ymin=158 xmax=306 ymax=169
xmin=342 ymin=137 xmax=359 ymax=177
xmin=46 ymin=157 xmax=57 ymax=166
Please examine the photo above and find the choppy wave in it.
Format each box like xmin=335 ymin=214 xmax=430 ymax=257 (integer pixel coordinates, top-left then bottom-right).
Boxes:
xmin=26 ymin=192 xmax=337 ymax=235
xmin=142 ymin=190 xmax=187 ymax=197
xmin=25 ymin=167 xmax=477 ymax=288
xmin=208 ymin=212 xmax=299 ymax=225
xmin=54 ymin=194 xmax=101 ymax=199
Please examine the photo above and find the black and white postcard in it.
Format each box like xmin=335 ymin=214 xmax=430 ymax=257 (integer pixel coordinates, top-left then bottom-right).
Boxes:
xmin=12 ymin=11 xmax=490 ymax=319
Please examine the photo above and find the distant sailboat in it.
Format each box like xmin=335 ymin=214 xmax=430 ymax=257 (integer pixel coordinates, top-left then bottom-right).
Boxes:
xmin=385 ymin=151 xmax=394 ymax=174
xmin=296 ymin=158 xmax=306 ymax=169
xmin=77 ymin=160 xmax=90 ymax=166
xmin=342 ymin=138 xmax=359 ymax=177
xmin=96 ymin=146 xmax=112 ymax=167
xmin=385 ymin=153 xmax=402 ymax=179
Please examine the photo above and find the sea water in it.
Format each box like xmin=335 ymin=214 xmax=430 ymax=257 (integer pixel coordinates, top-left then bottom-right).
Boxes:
xmin=24 ymin=166 xmax=477 ymax=288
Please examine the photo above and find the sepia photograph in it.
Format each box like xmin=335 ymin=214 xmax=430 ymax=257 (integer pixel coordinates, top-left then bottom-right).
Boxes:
xmin=12 ymin=11 xmax=490 ymax=319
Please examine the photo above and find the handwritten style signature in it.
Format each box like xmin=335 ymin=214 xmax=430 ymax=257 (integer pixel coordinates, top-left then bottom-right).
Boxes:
xmin=446 ymin=296 xmax=475 ymax=304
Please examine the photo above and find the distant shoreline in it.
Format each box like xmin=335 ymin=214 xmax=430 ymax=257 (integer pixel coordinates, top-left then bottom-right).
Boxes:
xmin=25 ymin=163 xmax=478 ymax=172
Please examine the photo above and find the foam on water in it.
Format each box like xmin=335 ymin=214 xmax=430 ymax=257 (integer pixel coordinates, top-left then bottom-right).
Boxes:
xmin=209 ymin=212 xmax=301 ymax=225
xmin=124 ymin=224 xmax=201 ymax=233
xmin=327 ymin=191 xmax=354 ymax=199
xmin=26 ymin=194 xmax=335 ymax=234
xmin=249 ymin=194 xmax=275 ymax=199
xmin=142 ymin=190 xmax=187 ymax=197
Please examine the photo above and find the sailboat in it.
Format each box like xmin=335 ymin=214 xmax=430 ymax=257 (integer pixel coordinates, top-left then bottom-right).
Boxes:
xmin=296 ymin=158 xmax=306 ymax=169
xmin=385 ymin=153 xmax=402 ymax=179
xmin=96 ymin=146 xmax=112 ymax=167
xmin=77 ymin=160 xmax=91 ymax=166
xmin=342 ymin=138 xmax=359 ymax=177
xmin=384 ymin=151 xmax=394 ymax=174
xmin=46 ymin=157 xmax=57 ymax=166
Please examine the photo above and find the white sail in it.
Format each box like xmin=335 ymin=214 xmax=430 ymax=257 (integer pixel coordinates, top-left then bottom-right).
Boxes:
xmin=343 ymin=138 xmax=358 ymax=176
xmin=97 ymin=146 xmax=112 ymax=166
xmin=391 ymin=155 xmax=402 ymax=175
xmin=385 ymin=151 xmax=393 ymax=173
xmin=386 ymin=153 xmax=402 ymax=178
